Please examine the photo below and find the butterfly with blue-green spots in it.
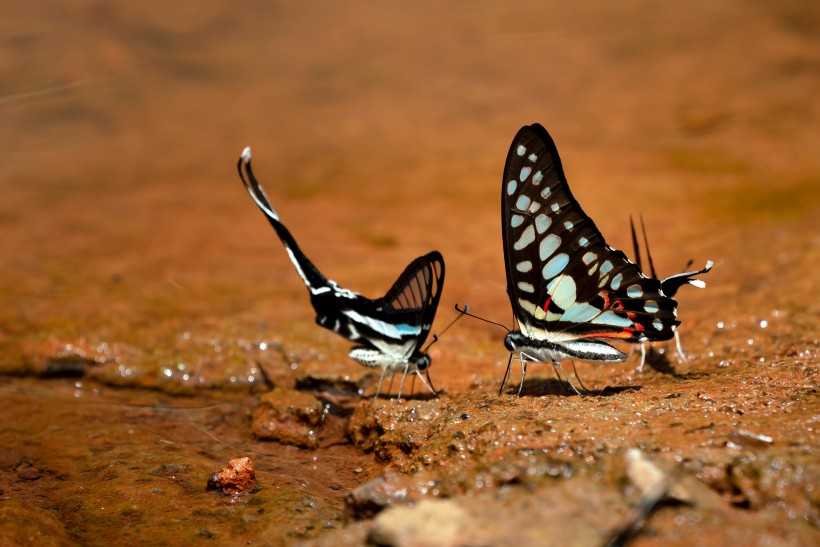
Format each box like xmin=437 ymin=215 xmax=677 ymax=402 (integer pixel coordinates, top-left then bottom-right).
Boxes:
xmin=500 ymin=124 xmax=712 ymax=394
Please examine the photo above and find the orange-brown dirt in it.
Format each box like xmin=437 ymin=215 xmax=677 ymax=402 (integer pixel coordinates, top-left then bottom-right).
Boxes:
xmin=1 ymin=1 xmax=818 ymax=545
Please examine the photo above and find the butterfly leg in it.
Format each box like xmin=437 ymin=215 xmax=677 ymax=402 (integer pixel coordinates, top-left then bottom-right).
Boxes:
xmin=569 ymin=360 xmax=590 ymax=393
xmin=517 ymin=352 xmax=528 ymax=396
xmin=674 ymin=331 xmax=688 ymax=363
xmin=373 ymin=365 xmax=390 ymax=400
xmin=415 ymin=369 xmax=438 ymax=398
xmin=636 ymin=340 xmax=647 ymax=373
xmin=397 ymin=363 xmax=410 ymax=402
xmin=424 ymin=369 xmax=439 ymax=397
xmin=549 ymin=363 xmax=564 ymax=384
xmin=548 ymin=362 xmax=574 ymax=394
xmin=409 ymin=373 xmax=417 ymax=399
xmin=554 ymin=362 xmax=583 ymax=396
xmin=499 ymin=353 xmax=514 ymax=395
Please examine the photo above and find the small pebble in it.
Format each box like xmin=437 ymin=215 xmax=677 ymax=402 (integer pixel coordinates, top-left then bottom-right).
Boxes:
xmin=207 ymin=457 xmax=256 ymax=495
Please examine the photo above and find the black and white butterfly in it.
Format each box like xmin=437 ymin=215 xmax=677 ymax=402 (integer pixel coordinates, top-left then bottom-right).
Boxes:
xmin=500 ymin=124 xmax=712 ymax=394
xmin=237 ymin=147 xmax=445 ymax=400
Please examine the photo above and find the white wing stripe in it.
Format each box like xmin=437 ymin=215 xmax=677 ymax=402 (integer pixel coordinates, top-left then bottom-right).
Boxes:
xmin=342 ymin=309 xmax=421 ymax=340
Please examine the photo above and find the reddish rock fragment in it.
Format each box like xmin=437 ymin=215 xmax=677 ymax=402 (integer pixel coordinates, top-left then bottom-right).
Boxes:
xmin=206 ymin=457 xmax=256 ymax=495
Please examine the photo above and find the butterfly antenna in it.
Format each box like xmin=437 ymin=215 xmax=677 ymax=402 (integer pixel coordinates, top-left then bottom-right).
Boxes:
xmin=639 ymin=214 xmax=658 ymax=279
xmin=422 ymin=304 xmax=470 ymax=353
xmin=630 ymin=215 xmax=643 ymax=272
xmin=421 ymin=334 xmax=440 ymax=354
xmin=681 ymin=259 xmax=694 ymax=272
xmin=454 ymin=303 xmax=510 ymax=333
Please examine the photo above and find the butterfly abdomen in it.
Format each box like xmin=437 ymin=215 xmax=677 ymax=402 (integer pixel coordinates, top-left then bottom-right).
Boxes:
xmin=348 ymin=346 xmax=413 ymax=372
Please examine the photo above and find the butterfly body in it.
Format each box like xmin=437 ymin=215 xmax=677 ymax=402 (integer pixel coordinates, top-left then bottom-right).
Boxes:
xmin=238 ymin=147 xmax=444 ymax=398
xmin=504 ymin=332 xmax=627 ymax=364
xmin=500 ymin=124 xmax=710 ymax=393
xmin=348 ymin=346 xmax=430 ymax=372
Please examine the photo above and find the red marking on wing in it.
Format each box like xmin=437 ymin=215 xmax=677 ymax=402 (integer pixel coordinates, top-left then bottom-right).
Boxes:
xmin=580 ymin=328 xmax=634 ymax=340
xmin=542 ymin=296 xmax=552 ymax=313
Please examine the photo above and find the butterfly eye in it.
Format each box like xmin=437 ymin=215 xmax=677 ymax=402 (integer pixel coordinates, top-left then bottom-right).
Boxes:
xmin=504 ymin=334 xmax=516 ymax=351
xmin=416 ymin=355 xmax=431 ymax=371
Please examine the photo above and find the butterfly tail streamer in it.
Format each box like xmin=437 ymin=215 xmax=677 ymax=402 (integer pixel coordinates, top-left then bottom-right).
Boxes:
xmin=629 ymin=216 xmax=644 ymax=273
xmin=628 ymin=213 xmax=713 ymax=298
xmin=237 ymin=147 xmax=330 ymax=290
xmin=638 ymin=214 xmax=658 ymax=279
xmin=660 ymin=260 xmax=713 ymax=297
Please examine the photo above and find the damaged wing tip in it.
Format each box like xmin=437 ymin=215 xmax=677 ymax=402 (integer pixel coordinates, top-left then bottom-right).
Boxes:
xmin=241 ymin=146 xmax=252 ymax=163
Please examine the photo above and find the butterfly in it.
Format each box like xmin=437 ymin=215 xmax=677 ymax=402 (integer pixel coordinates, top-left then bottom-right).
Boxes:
xmin=500 ymin=124 xmax=712 ymax=394
xmin=237 ymin=147 xmax=445 ymax=400
xmin=628 ymin=215 xmax=715 ymax=372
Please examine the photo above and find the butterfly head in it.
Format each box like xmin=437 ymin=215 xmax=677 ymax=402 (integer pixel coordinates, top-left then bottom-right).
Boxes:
xmin=504 ymin=332 xmax=522 ymax=352
xmin=414 ymin=352 xmax=431 ymax=372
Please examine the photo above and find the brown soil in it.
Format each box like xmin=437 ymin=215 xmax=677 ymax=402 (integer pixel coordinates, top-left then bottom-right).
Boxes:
xmin=1 ymin=1 xmax=818 ymax=545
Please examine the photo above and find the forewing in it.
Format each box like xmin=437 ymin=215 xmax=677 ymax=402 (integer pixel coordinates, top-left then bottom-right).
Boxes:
xmin=502 ymin=124 xmax=678 ymax=343
xmin=375 ymin=251 xmax=445 ymax=351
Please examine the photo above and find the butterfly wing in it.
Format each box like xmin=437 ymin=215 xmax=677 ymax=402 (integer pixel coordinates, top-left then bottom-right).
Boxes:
xmin=348 ymin=251 xmax=444 ymax=359
xmin=379 ymin=251 xmax=444 ymax=346
xmin=239 ymin=147 xmax=446 ymax=363
xmin=502 ymin=124 xmax=679 ymax=344
xmin=238 ymin=147 xmax=332 ymax=291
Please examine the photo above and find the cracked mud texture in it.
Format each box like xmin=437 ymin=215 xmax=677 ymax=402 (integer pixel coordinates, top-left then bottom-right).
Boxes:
xmin=1 ymin=0 xmax=818 ymax=545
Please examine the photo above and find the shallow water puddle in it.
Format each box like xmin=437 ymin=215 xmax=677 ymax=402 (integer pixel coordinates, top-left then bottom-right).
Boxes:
xmin=0 ymin=378 xmax=375 ymax=545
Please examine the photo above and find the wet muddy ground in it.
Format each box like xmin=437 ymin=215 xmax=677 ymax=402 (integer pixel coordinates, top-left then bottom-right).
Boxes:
xmin=2 ymin=1 xmax=818 ymax=545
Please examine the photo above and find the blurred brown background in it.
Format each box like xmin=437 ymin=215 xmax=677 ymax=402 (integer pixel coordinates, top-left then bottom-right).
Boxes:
xmin=1 ymin=2 xmax=819 ymax=544
xmin=2 ymin=0 xmax=818 ymax=379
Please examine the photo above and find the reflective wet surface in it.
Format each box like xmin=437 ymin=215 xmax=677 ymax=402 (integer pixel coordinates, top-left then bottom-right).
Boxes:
xmin=2 ymin=1 xmax=818 ymax=544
